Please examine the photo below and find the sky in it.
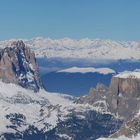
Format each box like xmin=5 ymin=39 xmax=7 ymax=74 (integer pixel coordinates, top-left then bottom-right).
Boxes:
xmin=0 ymin=0 xmax=140 ymax=41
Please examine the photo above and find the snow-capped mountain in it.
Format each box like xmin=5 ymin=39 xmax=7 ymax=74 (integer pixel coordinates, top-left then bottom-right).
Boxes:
xmin=0 ymin=40 xmax=140 ymax=140
xmin=0 ymin=41 xmax=122 ymax=140
xmin=2 ymin=68 xmax=140 ymax=139
xmin=0 ymin=37 xmax=140 ymax=60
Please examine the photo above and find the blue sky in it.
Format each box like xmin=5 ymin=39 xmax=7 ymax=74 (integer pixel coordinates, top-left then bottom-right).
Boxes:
xmin=0 ymin=0 xmax=140 ymax=41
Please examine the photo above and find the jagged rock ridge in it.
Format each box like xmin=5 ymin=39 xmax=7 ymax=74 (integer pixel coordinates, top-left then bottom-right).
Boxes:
xmin=0 ymin=40 xmax=41 ymax=92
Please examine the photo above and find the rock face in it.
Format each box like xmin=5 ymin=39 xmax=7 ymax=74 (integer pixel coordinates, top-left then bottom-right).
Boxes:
xmin=108 ymin=75 xmax=140 ymax=119
xmin=0 ymin=40 xmax=41 ymax=92
xmin=110 ymin=76 xmax=140 ymax=97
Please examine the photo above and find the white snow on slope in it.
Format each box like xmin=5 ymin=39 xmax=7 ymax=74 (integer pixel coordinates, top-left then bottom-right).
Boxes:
xmin=0 ymin=37 xmax=140 ymax=60
xmin=114 ymin=71 xmax=140 ymax=79
xmin=0 ymin=80 xmax=71 ymax=134
xmin=58 ymin=67 xmax=115 ymax=74
xmin=98 ymin=134 xmax=140 ymax=140
xmin=0 ymin=80 xmax=100 ymax=135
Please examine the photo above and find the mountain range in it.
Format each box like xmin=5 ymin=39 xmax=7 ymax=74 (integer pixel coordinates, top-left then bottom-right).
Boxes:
xmin=0 ymin=39 xmax=140 ymax=140
xmin=0 ymin=37 xmax=140 ymax=60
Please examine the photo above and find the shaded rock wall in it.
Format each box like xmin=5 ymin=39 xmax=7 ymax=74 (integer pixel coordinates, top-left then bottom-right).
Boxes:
xmin=0 ymin=40 xmax=41 ymax=92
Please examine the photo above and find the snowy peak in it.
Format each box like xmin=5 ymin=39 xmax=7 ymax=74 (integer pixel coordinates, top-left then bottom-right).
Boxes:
xmin=0 ymin=40 xmax=41 ymax=92
xmin=58 ymin=67 xmax=115 ymax=74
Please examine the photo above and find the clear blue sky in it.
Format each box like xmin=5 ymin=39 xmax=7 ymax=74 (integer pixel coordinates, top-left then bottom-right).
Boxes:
xmin=0 ymin=0 xmax=140 ymax=41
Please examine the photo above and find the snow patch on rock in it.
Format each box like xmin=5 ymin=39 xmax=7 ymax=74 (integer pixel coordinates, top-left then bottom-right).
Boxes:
xmin=114 ymin=71 xmax=140 ymax=79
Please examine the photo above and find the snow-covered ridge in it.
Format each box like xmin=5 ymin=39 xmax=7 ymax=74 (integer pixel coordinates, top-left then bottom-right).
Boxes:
xmin=58 ymin=67 xmax=115 ymax=74
xmin=114 ymin=71 xmax=140 ymax=79
xmin=0 ymin=37 xmax=140 ymax=60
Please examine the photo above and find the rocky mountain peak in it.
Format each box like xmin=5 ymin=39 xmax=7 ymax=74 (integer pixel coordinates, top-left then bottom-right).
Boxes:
xmin=0 ymin=40 xmax=41 ymax=92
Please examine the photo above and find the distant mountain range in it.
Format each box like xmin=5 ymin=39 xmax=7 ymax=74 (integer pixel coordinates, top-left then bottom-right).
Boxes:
xmin=0 ymin=37 xmax=140 ymax=60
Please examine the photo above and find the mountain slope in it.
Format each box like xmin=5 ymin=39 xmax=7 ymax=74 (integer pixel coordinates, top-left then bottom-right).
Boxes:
xmin=0 ymin=81 xmax=122 ymax=140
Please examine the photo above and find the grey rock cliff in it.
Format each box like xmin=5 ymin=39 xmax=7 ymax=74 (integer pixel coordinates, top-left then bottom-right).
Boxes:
xmin=107 ymin=76 xmax=140 ymax=119
xmin=110 ymin=76 xmax=140 ymax=97
xmin=0 ymin=40 xmax=41 ymax=92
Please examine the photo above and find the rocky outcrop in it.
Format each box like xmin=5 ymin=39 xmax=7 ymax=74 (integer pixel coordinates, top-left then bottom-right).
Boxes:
xmin=107 ymin=76 xmax=140 ymax=119
xmin=0 ymin=40 xmax=41 ymax=92
xmin=76 ymin=71 xmax=140 ymax=138
xmin=110 ymin=76 xmax=140 ymax=97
